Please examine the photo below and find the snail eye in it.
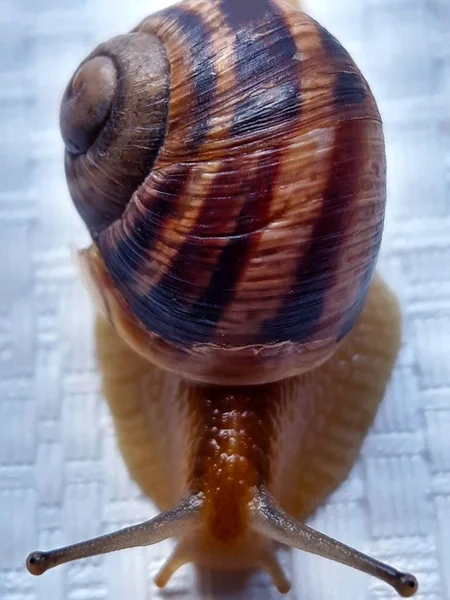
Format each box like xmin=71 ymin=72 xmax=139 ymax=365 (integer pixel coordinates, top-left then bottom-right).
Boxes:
xmin=59 ymin=56 xmax=117 ymax=156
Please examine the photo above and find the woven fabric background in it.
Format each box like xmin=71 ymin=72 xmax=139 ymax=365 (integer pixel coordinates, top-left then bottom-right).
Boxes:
xmin=1 ymin=0 xmax=449 ymax=599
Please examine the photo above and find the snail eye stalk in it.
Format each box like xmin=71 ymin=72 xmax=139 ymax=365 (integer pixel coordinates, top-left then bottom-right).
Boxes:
xmin=251 ymin=491 xmax=418 ymax=598
xmin=26 ymin=495 xmax=202 ymax=575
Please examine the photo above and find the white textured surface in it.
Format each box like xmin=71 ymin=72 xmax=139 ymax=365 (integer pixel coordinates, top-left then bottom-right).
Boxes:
xmin=1 ymin=0 xmax=449 ymax=599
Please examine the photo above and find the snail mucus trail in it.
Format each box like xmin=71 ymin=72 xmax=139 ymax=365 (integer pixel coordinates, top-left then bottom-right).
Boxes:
xmin=26 ymin=0 xmax=418 ymax=597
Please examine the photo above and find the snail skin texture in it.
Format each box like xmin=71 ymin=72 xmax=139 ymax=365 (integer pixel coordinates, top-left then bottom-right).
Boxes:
xmin=26 ymin=0 xmax=419 ymax=597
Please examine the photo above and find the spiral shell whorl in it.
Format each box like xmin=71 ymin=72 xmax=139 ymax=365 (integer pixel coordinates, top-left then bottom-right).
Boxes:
xmin=61 ymin=32 xmax=170 ymax=236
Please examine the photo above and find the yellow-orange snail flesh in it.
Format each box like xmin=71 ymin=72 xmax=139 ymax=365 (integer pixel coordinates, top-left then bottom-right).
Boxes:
xmin=26 ymin=0 xmax=418 ymax=597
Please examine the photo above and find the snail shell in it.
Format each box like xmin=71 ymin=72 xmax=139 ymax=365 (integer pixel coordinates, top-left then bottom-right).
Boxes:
xmin=26 ymin=0 xmax=419 ymax=597
xmin=62 ymin=0 xmax=384 ymax=386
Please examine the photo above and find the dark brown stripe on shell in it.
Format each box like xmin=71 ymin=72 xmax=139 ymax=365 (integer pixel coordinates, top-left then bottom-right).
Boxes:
xmin=161 ymin=6 xmax=217 ymax=149
xmin=257 ymin=21 xmax=374 ymax=345
xmin=122 ymin=162 xmax=243 ymax=345
xmin=219 ymin=0 xmax=273 ymax=26
xmin=315 ymin=21 xmax=367 ymax=106
xmin=96 ymin=8 xmax=218 ymax=296
xmin=125 ymin=154 xmax=280 ymax=347
xmin=136 ymin=160 xmax=244 ymax=313
xmin=97 ymin=165 xmax=191 ymax=288
xmin=188 ymin=153 xmax=281 ymax=334
xmin=334 ymin=71 xmax=367 ymax=106
xmin=336 ymin=224 xmax=383 ymax=342
xmin=219 ymin=0 xmax=301 ymax=138
xmin=259 ymin=119 xmax=364 ymax=344
xmin=315 ymin=20 xmax=352 ymax=60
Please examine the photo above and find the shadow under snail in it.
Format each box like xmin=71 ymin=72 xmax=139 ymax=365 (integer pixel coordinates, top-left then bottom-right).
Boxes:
xmin=26 ymin=0 xmax=419 ymax=596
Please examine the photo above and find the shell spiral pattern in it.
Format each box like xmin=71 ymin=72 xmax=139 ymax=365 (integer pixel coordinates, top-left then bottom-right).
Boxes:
xmin=65 ymin=0 xmax=386 ymax=385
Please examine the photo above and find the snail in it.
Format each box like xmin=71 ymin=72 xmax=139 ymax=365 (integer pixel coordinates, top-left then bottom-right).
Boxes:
xmin=26 ymin=0 xmax=419 ymax=596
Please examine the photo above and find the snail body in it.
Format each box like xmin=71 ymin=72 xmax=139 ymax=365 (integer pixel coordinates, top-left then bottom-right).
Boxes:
xmin=26 ymin=0 xmax=418 ymax=596
xmin=94 ymin=272 xmax=401 ymax=591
